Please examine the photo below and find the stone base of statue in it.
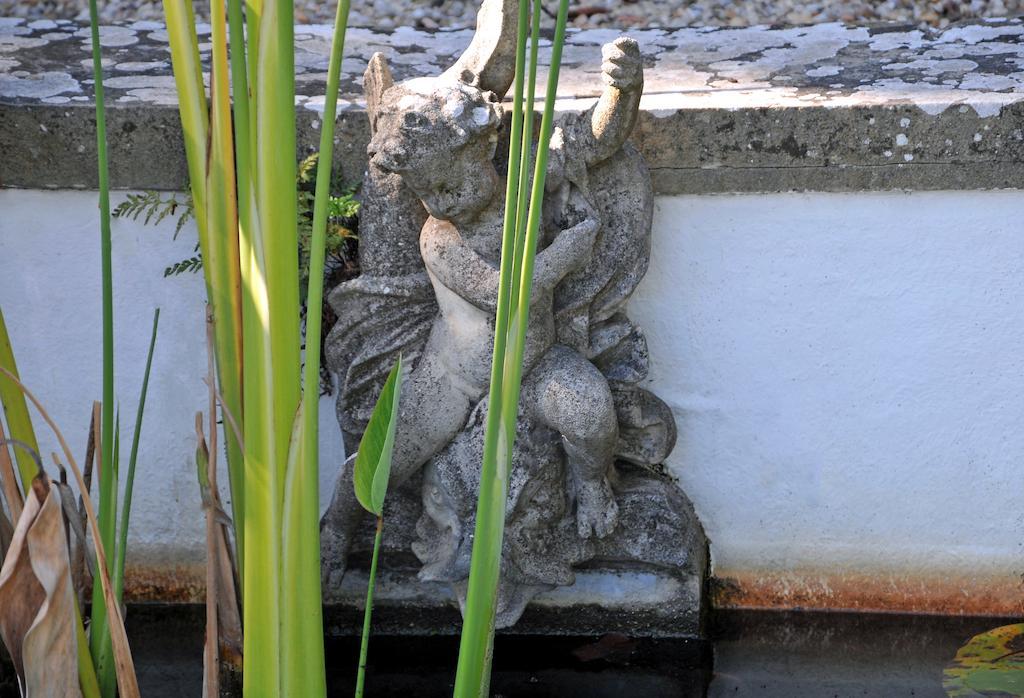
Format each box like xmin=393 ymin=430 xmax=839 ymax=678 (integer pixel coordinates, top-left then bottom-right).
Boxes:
xmin=322 ymin=459 xmax=708 ymax=638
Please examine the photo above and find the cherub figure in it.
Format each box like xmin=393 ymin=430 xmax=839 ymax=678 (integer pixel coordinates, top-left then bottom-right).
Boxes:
xmin=321 ymin=0 xmax=666 ymax=598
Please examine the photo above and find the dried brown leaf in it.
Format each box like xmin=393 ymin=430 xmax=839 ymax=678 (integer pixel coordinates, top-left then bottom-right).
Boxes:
xmin=0 ymin=476 xmax=82 ymax=696
xmin=0 ymin=506 xmax=12 ymax=560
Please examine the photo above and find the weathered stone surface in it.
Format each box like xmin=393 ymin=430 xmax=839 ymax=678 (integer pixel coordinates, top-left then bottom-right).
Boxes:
xmin=3 ymin=16 xmax=1024 ymax=193
xmin=319 ymin=0 xmax=707 ymax=634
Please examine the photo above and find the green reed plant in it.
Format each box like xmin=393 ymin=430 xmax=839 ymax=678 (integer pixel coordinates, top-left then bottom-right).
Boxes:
xmin=349 ymin=356 xmax=403 ymax=698
xmin=82 ymin=3 xmax=161 ymax=693
xmin=84 ymin=0 xmax=117 ymax=688
xmin=162 ymin=0 xmax=352 ymax=693
xmin=2 ymin=2 xmax=162 ymax=693
xmin=453 ymin=0 xmax=572 ymax=695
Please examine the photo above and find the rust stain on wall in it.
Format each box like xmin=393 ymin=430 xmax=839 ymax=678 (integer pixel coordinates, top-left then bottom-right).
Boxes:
xmin=120 ymin=562 xmax=1023 ymax=619
xmin=122 ymin=563 xmax=205 ymax=603
xmin=711 ymin=568 xmax=1024 ymax=617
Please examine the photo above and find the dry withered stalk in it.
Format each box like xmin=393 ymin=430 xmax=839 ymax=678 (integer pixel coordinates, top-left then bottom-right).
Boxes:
xmin=0 ymin=366 xmax=140 ymax=698
xmin=73 ymin=404 xmax=100 ymax=607
xmin=0 ymin=420 xmax=22 ymax=523
xmin=198 ymin=306 xmax=242 ymax=698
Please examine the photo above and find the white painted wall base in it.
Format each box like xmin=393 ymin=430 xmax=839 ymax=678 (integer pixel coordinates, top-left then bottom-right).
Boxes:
xmin=2 ymin=188 xmax=1022 ymax=612
xmin=630 ymin=190 xmax=1024 ymax=611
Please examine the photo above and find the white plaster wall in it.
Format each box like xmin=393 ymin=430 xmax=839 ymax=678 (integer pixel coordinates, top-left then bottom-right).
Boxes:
xmin=632 ymin=190 xmax=1024 ymax=582
xmin=0 ymin=189 xmax=345 ymax=568
xmin=1 ymin=188 xmax=1022 ymax=592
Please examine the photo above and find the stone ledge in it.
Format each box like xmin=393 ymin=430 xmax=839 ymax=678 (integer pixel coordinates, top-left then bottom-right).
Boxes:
xmin=2 ymin=17 xmax=1024 ymax=193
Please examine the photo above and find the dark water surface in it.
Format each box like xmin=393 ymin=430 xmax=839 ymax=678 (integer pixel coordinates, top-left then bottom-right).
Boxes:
xmin=2 ymin=607 xmax=1013 ymax=696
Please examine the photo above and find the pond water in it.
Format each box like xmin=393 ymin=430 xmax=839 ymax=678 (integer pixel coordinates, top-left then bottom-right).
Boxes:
xmin=1 ymin=607 xmax=1012 ymax=696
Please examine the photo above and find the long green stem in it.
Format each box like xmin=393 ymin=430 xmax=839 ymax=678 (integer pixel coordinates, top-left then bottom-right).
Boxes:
xmin=257 ymin=1 xmax=300 ymax=488
xmin=113 ymin=309 xmax=160 ymax=602
xmin=75 ymin=601 xmax=102 ymax=698
xmin=225 ymin=0 xmax=251 ymax=568
xmin=452 ymin=0 xmax=531 ymax=695
xmin=85 ymin=0 xmax=117 ymax=691
xmin=504 ymin=0 xmax=570 ymax=445
xmin=163 ymin=0 xmax=354 ymax=693
xmin=281 ymin=0 xmax=351 ymax=694
xmin=508 ymin=0 xmax=542 ymax=312
xmin=242 ymin=0 xmax=300 ymax=693
xmin=355 ymin=516 xmax=384 ymax=698
xmin=454 ymin=2 xmax=572 ymax=695
xmin=203 ymin=0 xmax=246 ymax=582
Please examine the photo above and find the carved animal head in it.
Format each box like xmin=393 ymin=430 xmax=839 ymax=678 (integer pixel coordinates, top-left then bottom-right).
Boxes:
xmin=362 ymin=0 xmax=518 ymax=222
xmin=368 ymin=77 xmax=503 ymax=221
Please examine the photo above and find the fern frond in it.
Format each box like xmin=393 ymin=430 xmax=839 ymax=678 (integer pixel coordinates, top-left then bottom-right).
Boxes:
xmin=173 ymin=204 xmax=195 ymax=240
xmin=297 ymin=152 xmax=319 ymax=184
xmin=113 ymin=191 xmax=196 ymax=241
xmin=163 ymin=255 xmax=204 ymax=277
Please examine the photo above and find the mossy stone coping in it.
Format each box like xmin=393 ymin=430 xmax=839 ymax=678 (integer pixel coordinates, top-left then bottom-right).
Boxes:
xmin=2 ymin=17 xmax=1024 ymax=193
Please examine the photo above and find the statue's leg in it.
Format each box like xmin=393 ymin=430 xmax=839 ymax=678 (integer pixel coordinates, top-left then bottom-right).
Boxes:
xmin=523 ymin=345 xmax=619 ymax=539
xmin=320 ymin=454 xmax=363 ymax=589
xmin=321 ymin=350 xmax=473 ymax=587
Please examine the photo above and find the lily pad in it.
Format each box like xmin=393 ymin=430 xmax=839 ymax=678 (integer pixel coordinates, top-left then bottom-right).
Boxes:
xmin=944 ymin=624 xmax=1024 ymax=697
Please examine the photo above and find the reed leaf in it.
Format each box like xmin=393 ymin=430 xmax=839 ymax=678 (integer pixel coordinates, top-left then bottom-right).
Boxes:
xmin=238 ymin=0 xmax=295 ymax=692
xmin=84 ymin=0 xmax=118 ymax=688
xmin=352 ymin=356 xmax=403 ymax=698
xmin=164 ymin=0 xmax=247 ymax=565
xmin=454 ymin=1 xmax=572 ymax=695
xmin=281 ymin=0 xmax=352 ymax=692
xmin=352 ymin=357 xmax=403 ymax=518
xmin=224 ymin=0 xmax=252 ymax=564
xmin=204 ymin=0 xmax=245 ymax=566
xmin=112 ymin=309 xmax=160 ymax=602
xmin=0 ymin=308 xmax=41 ymax=494
xmin=161 ymin=0 xmax=355 ymax=692
xmin=451 ymin=0 xmax=531 ymax=692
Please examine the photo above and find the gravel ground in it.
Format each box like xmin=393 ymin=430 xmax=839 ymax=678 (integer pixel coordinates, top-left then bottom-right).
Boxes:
xmin=1 ymin=0 xmax=1022 ymax=30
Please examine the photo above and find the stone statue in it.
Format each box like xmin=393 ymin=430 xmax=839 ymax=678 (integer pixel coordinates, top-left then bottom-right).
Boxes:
xmin=321 ymin=0 xmax=707 ymax=629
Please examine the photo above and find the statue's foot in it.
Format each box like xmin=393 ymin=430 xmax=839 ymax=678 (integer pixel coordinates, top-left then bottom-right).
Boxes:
xmin=320 ymin=521 xmax=352 ymax=590
xmin=575 ymin=477 xmax=619 ymax=539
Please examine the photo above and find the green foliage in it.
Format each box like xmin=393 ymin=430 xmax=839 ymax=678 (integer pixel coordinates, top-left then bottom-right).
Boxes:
xmin=353 ymin=356 xmax=403 ymax=517
xmin=112 ymin=191 xmax=193 ymax=239
xmin=86 ymin=0 xmax=120 ymax=687
xmin=125 ymin=158 xmax=360 ymax=396
xmin=162 ymin=0 xmax=353 ymax=692
xmin=112 ymin=309 xmax=160 ymax=603
xmin=296 ymin=152 xmax=359 ymax=298
xmin=121 ymin=160 xmax=360 ymax=291
xmin=328 ymin=191 xmax=360 ymax=220
xmin=455 ymin=1 xmax=572 ymax=694
xmin=352 ymin=355 xmax=403 ymax=698
xmin=0 ymin=308 xmax=41 ymax=492
xmin=945 ymin=624 xmax=1024 ymax=696
xmin=164 ymin=247 xmax=203 ymax=277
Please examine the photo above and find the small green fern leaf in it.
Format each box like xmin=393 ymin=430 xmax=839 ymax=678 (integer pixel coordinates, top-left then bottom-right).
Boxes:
xmin=163 ymin=255 xmax=203 ymax=277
